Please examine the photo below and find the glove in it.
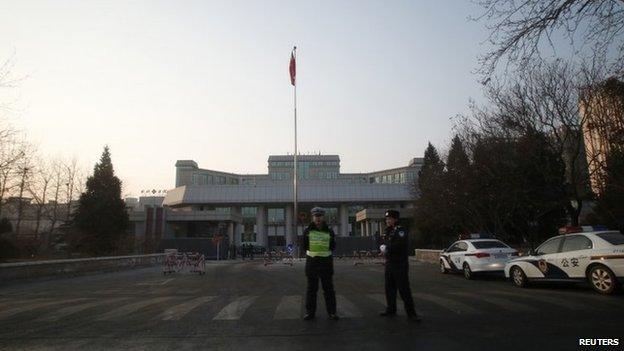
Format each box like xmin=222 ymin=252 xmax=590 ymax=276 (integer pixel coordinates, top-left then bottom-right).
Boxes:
xmin=379 ymin=244 xmax=387 ymax=253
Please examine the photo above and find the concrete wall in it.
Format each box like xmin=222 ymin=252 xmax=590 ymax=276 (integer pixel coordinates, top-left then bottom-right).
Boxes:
xmin=414 ymin=249 xmax=442 ymax=263
xmin=0 ymin=254 xmax=166 ymax=282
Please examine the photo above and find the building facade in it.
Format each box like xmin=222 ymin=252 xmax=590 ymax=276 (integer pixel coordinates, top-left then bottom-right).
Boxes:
xmin=129 ymin=155 xmax=422 ymax=251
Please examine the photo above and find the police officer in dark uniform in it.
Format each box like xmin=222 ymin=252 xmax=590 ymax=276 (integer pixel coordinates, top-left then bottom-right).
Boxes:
xmin=302 ymin=207 xmax=339 ymax=321
xmin=379 ymin=210 xmax=420 ymax=322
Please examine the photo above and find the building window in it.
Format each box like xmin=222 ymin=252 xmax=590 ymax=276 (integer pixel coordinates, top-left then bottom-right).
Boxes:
xmin=242 ymin=207 xmax=257 ymax=217
xmin=268 ymin=208 xmax=285 ymax=223
xmin=215 ymin=207 xmax=231 ymax=214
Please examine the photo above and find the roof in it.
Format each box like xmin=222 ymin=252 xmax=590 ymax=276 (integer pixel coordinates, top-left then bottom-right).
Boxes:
xmin=268 ymin=155 xmax=340 ymax=162
xmin=163 ymin=183 xmax=413 ymax=206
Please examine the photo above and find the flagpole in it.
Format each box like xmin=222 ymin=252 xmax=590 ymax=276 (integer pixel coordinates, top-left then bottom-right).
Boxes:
xmin=292 ymin=46 xmax=298 ymax=249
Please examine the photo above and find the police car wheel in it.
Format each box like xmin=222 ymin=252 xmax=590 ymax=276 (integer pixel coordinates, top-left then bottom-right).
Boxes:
xmin=439 ymin=260 xmax=448 ymax=274
xmin=463 ymin=263 xmax=472 ymax=280
xmin=511 ymin=266 xmax=527 ymax=288
xmin=588 ymin=265 xmax=618 ymax=295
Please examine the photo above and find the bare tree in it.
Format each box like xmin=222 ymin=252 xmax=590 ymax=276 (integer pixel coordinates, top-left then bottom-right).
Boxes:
xmin=46 ymin=160 xmax=64 ymax=235
xmin=14 ymin=163 xmax=33 ymax=236
xmin=0 ymin=130 xmax=31 ymax=219
xmin=459 ymin=59 xmax=611 ymax=225
xmin=63 ymin=157 xmax=83 ymax=223
xmin=475 ymin=0 xmax=624 ymax=77
xmin=27 ymin=158 xmax=54 ymax=238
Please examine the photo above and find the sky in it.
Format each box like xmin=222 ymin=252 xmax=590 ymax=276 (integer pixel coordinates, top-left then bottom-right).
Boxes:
xmin=0 ymin=0 xmax=490 ymax=197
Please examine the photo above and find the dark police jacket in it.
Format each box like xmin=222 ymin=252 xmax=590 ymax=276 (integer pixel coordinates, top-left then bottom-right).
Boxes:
xmin=383 ymin=225 xmax=410 ymax=267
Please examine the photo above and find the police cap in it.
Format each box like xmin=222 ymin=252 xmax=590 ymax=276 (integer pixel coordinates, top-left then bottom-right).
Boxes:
xmin=311 ymin=207 xmax=326 ymax=216
xmin=385 ymin=210 xmax=399 ymax=219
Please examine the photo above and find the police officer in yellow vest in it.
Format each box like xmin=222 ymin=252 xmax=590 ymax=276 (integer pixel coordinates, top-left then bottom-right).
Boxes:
xmin=303 ymin=207 xmax=339 ymax=321
xmin=379 ymin=210 xmax=421 ymax=322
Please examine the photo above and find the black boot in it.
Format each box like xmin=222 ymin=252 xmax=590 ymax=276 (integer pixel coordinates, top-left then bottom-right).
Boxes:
xmin=303 ymin=313 xmax=315 ymax=321
xmin=406 ymin=312 xmax=422 ymax=323
xmin=379 ymin=310 xmax=397 ymax=317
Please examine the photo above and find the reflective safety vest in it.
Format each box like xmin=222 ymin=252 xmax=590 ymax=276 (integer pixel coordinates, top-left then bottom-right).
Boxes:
xmin=306 ymin=230 xmax=332 ymax=257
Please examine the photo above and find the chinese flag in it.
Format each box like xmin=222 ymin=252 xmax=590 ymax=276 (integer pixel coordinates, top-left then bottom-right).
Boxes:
xmin=289 ymin=51 xmax=296 ymax=86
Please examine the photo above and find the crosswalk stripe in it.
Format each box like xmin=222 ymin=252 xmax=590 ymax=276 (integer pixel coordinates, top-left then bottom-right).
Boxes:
xmin=273 ymin=295 xmax=302 ymax=320
xmin=366 ymin=293 xmax=424 ymax=316
xmin=366 ymin=267 xmax=384 ymax=273
xmin=96 ymin=297 xmax=174 ymax=321
xmin=0 ymin=298 xmax=49 ymax=308
xmin=0 ymin=298 xmax=88 ymax=320
xmin=557 ymin=294 xmax=624 ymax=310
xmin=413 ymin=293 xmax=481 ymax=314
xmin=160 ymin=296 xmax=216 ymax=321
xmin=367 ymin=293 xmax=388 ymax=306
xmin=36 ymin=298 xmax=129 ymax=322
xmin=486 ymin=291 xmax=584 ymax=311
xmin=336 ymin=295 xmax=362 ymax=318
xmin=450 ymin=292 xmax=538 ymax=312
xmin=213 ymin=296 xmax=257 ymax=320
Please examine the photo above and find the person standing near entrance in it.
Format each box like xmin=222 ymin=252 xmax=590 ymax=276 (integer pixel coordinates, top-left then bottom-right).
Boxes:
xmin=379 ymin=210 xmax=421 ymax=322
xmin=302 ymin=207 xmax=338 ymax=321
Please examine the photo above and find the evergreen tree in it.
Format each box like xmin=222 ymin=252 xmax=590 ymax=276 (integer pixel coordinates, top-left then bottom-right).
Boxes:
xmin=73 ymin=146 xmax=129 ymax=255
xmin=589 ymin=148 xmax=624 ymax=232
xmin=414 ymin=143 xmax=449 ymax=248
xmin=468 ymin=133 xmax=567 ymax=246
xmin=445 ymin=135 xmax=472 ymax=235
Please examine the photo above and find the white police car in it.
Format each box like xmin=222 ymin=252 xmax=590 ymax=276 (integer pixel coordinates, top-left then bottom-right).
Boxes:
xmin=504 ymin=226 xmax=624 ymax=295
xmin=440 ymin=234 xmax=519 ymax=279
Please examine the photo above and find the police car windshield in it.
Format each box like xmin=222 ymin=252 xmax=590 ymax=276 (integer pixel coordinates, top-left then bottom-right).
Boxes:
xmin=596 ymin=232 xmax=624 ymax=245
xmin=472 ymin=241 xmax=508 ymax=249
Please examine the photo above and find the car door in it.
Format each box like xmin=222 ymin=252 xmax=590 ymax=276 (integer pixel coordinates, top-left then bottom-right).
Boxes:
xmin=534 ymin=237 xmax=565 ymax=279
xmin=443 ymin=242 xmax=463 ymax=271
xmin=449 ymin=242 xmax=469 ymax=269
xmin=558 ymin=235 xmax=593 ymax=278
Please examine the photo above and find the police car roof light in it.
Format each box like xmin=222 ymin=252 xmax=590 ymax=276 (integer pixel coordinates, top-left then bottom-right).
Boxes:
xmin=458 ymin=233 xmax=495 ymax=240
xmin=558 ymin=226 xmax=583 ymax=235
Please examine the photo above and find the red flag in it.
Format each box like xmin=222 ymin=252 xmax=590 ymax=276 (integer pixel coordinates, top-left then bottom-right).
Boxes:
xmin=289 ymin=50 xmax=296 ymax=86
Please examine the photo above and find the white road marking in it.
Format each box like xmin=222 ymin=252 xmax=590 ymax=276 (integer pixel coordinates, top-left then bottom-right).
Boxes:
xmin=450 ymin=292 xmax=538 ymax=312
xmin=365 ymin=293 xmax=425 ymax=316
xmin=213 ymin=296 xmax=257 ymax=320
xmin=36 ymin=298 xmax=129 ymax=321
xmin=336 ymin=295 xmax=362 ymax=318
xmin=487 ymin=291 xmax=584 ymax=311
xmin=160 ymin=296 xmax=216 ymax=321
xmin=413 ymin=293 xmax=481 ymax=314
xmin=273 ymin=295 xmax=302 ymax=320
xmin=0 ymin=298 xmax=89 ymax=320
xmin=96 ymin=297 xmax=174 ymax=321
xmin=135 ymin=278 xmax=174 ymax=286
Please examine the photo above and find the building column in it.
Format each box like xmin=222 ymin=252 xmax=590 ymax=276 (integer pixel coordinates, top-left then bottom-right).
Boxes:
xmin=228 ymin=222 xmax=234 ymax=245
xmin=339 ymin=204 xmax=349 ymax=237
xmin=285 ymin=204 xmax=293 ymax=245
xmin=360 ymin=221 xmax=364 ymax=237
xmin=233 ymin=207 xmax=243 ymax=245
xmin=162 ymin=208 xmax=174 ymax=239
xmin=256 ymin=205 xmax=267 ymax=247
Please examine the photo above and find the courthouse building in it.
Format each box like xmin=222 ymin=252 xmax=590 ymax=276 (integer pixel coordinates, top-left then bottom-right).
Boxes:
xmin=128 ymin=155 xmax=421 ymax=249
